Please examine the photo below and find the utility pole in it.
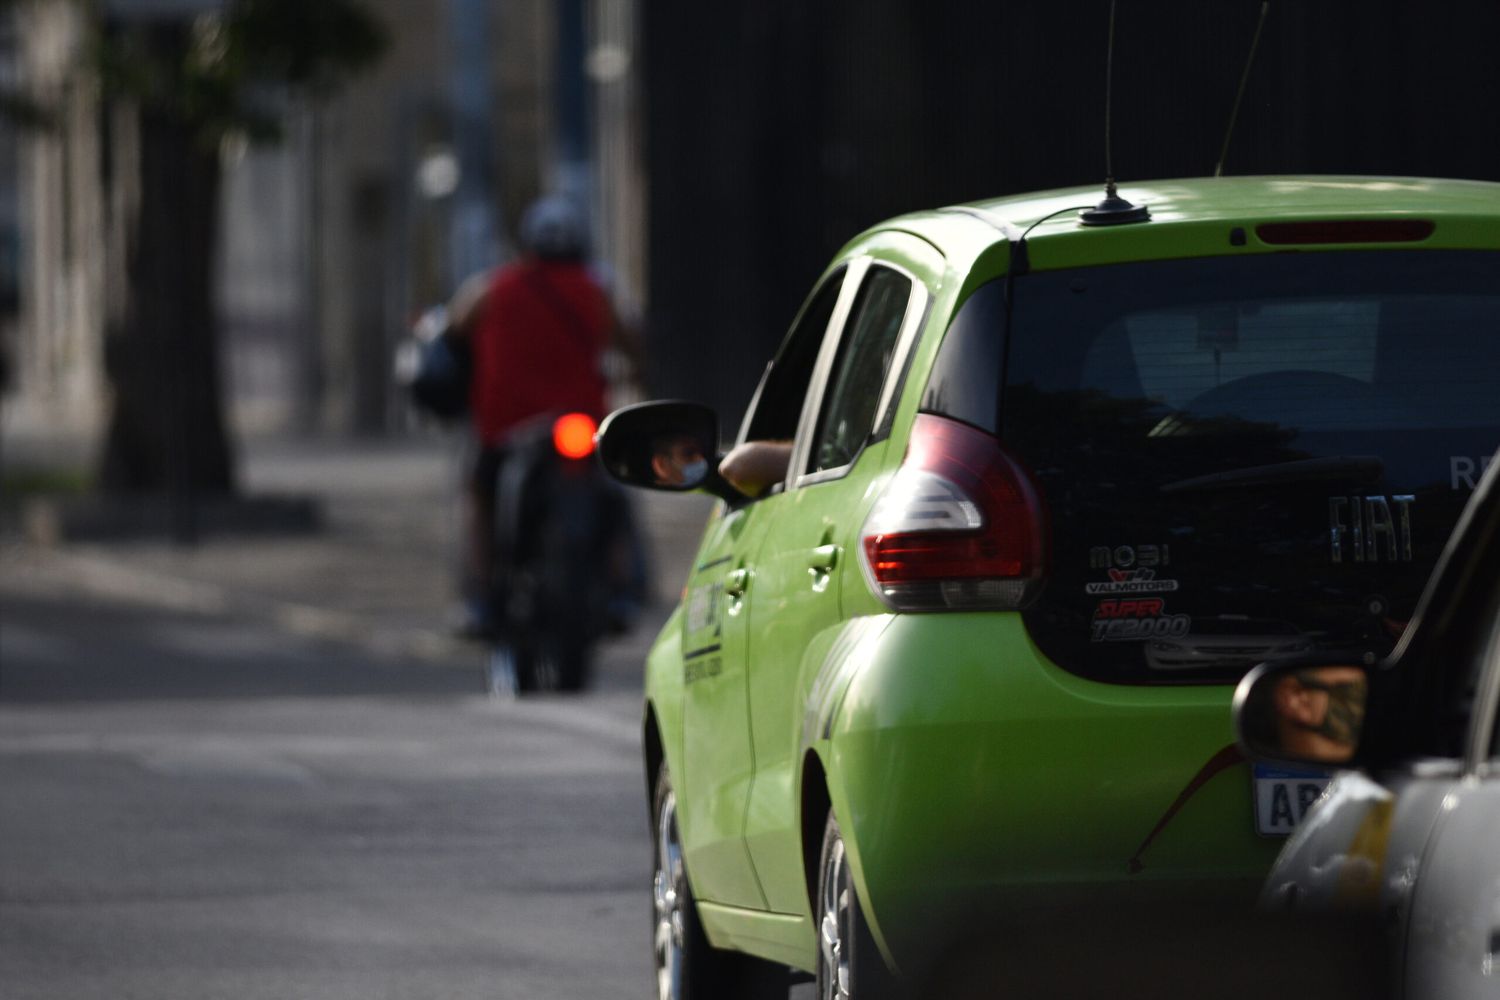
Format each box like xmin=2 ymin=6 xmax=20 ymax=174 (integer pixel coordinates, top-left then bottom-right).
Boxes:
xmin=552 ymin=0 xmax=590 ymax=207
xmin=447 ymin=0 xmax=501 ymax=287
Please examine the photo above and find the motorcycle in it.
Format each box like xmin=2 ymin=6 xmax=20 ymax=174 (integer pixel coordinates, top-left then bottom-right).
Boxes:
xmin=396 ymin=311 xmax=648 ymax=695
xmin=484 ymin=409 xmax=647 ymax=694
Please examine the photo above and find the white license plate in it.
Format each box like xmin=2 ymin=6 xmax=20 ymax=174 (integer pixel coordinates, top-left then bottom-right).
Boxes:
xmin=1252 ymin=763 xmax=1333 ymax=836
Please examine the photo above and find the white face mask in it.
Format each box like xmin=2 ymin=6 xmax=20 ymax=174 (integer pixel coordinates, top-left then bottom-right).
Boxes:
xmin=678 ymin=459 xmax=708 ymax=485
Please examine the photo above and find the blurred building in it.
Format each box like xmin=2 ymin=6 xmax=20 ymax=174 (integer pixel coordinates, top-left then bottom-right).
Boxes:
xmin=5 ymin=1 xmax=109 ymax=462
xmin=223 ymin=0 xmax=646 ymax=436
xmin=4 ymin=0 xmax=647 ymax=457
xmin=0 ymin=10 xmax=19 ymax=352
xmin=10 ymin=0 xmax=1499 ymax=462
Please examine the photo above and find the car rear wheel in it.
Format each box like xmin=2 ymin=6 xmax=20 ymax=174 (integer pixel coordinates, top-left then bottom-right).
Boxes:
xmin=652 ymin=762 xmax=788 ymax=1000
xmin=817 ymin=811 xmax=897 ymax=1000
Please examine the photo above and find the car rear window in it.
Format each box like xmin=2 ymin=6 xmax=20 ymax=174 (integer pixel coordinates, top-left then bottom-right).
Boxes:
xmin=923 ymin=250 xmax=1500 ymax=685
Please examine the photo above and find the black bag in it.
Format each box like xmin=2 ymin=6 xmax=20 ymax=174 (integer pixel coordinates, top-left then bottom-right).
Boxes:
xmin=408 ymin=326 xmax=471 ymax=421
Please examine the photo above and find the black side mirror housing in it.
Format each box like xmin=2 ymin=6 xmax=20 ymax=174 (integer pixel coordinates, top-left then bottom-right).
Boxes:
xmin=595 ymin=400 xmax=744 ymax=502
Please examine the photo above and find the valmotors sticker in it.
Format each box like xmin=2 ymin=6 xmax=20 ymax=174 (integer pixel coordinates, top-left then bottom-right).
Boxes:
xmin=1090 ymin=598 xmax=1191 ymax=642
xmin=1085 ymin=567 xmax=1180 ymax=595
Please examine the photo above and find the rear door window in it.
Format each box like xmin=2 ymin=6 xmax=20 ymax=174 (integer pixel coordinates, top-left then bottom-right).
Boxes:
xmin=926 ymin=250 xmax=1500 ymax=685
xmin=805 ymin=265 xmax=914 ymax=475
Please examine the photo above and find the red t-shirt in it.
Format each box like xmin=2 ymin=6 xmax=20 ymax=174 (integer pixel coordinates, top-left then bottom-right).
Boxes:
xmin=470 ymin=259 xmax=612 ymax=446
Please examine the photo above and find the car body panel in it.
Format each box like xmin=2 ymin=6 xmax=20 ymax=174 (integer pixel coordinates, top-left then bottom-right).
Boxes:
xmin=635 ymin=174 xmax=1500 ymax=981
xmin=887 ymin=177 xmax=1500 ymax=277
xmin=678 ymin=502 xmax=772 ymax=908
xmin=694 ymin=901 xmax=812 ymax=970
xmin=1404 ymin=775 xmax=1500 ymax=997
xmin=742 ymin=474 xmax=869 ymax=914
xmin=829 ymin=612 xmax=1282 ymax=965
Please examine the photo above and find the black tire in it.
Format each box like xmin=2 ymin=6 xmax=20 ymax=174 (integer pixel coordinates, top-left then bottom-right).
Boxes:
xmin=816 ymin=810 xmax=899 ymax=1000
xmin=551 ymin=637 xmax=591 ymax=692
xmin=512 ymin=643 xmax=542 ymax=692
xmin=652 ymin=762 xmax=788 ymax=1000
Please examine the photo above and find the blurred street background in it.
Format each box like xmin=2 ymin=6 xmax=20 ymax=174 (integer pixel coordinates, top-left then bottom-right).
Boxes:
xmin=2 ymin=1 xmax=1500 ymax=997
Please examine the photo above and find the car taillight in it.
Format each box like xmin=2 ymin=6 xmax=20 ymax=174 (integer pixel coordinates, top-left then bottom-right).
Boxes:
xmin=552 ymin=412 xmax=597 ymax=459
xmin=859 ymin=414 xmax=1048 ymax=611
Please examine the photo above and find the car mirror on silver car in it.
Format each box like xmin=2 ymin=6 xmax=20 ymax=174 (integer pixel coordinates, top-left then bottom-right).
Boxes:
xmin=595 ymin=399 xmax=743 ymax=502
xmin=1233 ymin=661 xmax=1371 ymax=768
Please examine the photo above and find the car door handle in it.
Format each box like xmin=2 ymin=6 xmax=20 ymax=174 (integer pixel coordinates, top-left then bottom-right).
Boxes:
xmin=808 ymin=544 xmax=840 ymax=572
xmin=724 ymin=568 xmax=750 ymax=597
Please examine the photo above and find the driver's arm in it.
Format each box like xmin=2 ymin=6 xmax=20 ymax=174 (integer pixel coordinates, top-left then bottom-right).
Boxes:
xmin=719 ymin=440 xmax=794 ymax=497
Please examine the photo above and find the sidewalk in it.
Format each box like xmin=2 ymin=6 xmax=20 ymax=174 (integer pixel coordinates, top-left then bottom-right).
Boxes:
xmin=1 ymin=433 xmax=716 ymax=674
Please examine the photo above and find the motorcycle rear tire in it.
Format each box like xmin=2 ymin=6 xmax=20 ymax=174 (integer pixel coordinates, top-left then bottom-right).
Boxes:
xmin=552 ymin=639 xmax=591 ymax=692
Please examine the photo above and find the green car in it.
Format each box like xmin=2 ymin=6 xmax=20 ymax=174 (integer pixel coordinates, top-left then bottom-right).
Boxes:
xmin=596 ymin=176 xmax=1500 ymax=999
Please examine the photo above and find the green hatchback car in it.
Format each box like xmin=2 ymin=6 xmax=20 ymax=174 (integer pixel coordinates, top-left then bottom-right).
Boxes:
xmin=596 ymin=176 xmax=1500 ymax=999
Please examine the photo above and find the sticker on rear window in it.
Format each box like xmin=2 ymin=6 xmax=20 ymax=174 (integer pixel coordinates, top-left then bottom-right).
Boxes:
xmin=1090 ymin=598 xmax=1191 ymax=642
xmin=1085 ymin=568 xmax=1180 ymax=595
xmin=1089 ymin=544 xmax=1171 ymax=569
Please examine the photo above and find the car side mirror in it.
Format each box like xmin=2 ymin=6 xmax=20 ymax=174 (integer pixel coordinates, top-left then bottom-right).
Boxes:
xmin=1233 ymin=660 xmax=1372 ymax=769
xmin=595 ymin=400 xmax=744 ymax=502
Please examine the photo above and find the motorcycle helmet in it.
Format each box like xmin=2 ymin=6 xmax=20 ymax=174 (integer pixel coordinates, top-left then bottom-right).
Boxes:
xmin=519 ymin=195 xmax=587 ymax=260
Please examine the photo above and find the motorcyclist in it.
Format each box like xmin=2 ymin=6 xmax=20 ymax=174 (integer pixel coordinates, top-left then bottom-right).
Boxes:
xmin=450 ymin=194 xmax=641 ymax=635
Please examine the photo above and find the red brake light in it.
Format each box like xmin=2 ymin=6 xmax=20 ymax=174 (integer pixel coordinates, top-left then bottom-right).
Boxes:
xmin=552 ymin=412 xmax=597 ymax=459
xmin=1254 ymin=219 xmax=1434 ymax=245
xmin=859 ymin=414 xmax=1048 ymax=611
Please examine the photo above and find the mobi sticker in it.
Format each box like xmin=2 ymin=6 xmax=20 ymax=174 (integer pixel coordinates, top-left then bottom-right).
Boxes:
xmin=1091 ymin=598 xmax=1191 ymax=642
xmin=1089 ymin=544 xmax=1171 ymax=570
xmin=1085 ymin=567 xmax=1180 ymax=595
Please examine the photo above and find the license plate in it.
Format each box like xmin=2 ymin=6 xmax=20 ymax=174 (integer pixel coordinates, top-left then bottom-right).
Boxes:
xmin=1252 ymin=763 xmax=1333 ymax=836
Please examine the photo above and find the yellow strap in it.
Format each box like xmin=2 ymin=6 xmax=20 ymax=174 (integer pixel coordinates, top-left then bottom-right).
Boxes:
xmin=1334 ymin=798 xmax=1394 ymax=906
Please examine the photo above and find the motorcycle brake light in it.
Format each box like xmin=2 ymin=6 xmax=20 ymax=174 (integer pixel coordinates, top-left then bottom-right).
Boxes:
xmin=859 ymin=413 xmax=1048 ymax=611
xmin=553 ymin=412 xmax=598 ymax=459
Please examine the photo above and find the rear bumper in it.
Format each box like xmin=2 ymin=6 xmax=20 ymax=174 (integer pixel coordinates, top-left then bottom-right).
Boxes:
xmin=824 ymin=613 xmax=1282 ymax=971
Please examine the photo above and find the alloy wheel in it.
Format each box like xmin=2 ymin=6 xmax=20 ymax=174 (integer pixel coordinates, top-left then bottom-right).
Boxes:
xmin=819 ymin=832 xmax=853 ymax=1000
xmin=653 ymin=789 xmax=687 ymax=1000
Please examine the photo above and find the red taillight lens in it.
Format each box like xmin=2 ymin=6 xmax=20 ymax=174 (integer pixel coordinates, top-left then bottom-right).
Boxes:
xmin=859 ymin=414 xmax=1047 ymax=611
xmin=552 ymin=412 xmax=597 ymax=459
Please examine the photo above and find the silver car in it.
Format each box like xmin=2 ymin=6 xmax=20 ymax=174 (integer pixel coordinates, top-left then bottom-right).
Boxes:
xmin=1233 ymin=452 xmax=1500 ymax=999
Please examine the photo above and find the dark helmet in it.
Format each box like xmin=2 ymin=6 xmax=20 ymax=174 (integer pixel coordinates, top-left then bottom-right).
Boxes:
xmin=519 ymin=195 xmax=587 ymax=260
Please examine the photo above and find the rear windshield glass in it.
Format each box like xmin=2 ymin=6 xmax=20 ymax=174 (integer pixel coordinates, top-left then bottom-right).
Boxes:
xmin=924 ymin=250 xmax=1500 ymax=685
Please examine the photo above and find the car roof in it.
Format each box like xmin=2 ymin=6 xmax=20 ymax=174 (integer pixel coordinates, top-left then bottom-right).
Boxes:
xmin=865 ymin=175 xmax=1500 ymax=277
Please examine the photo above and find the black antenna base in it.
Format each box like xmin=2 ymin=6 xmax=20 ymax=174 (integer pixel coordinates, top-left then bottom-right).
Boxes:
xmin=1080 ymin=180 xmax=1151 ymax=227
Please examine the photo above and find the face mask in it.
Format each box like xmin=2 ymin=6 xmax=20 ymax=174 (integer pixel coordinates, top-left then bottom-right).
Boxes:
xmin=679 ymin=459 xmax=708 ymax=485
xmin=1316 ymin=687 xmax=1366 ymax=745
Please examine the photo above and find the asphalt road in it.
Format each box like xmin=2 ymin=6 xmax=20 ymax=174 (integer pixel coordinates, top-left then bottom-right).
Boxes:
xmin=0 ymin=582 xmax=659 ymax=1000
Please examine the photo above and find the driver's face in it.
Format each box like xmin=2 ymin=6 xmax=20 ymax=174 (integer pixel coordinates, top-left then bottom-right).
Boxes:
xmin=650 ymin=436 xmax=706 ymax=486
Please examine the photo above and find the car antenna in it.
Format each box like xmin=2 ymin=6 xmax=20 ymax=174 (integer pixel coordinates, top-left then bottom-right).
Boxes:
xmin=1214 ymin=0 xmax=1273 ymax=177
xmin=1080 ymin=0 xmax=1150 ymax=226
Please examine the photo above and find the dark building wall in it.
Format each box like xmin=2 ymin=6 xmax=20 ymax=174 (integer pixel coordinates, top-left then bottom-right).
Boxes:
xmin=643 ymin=1 xmax=1500 ymax=429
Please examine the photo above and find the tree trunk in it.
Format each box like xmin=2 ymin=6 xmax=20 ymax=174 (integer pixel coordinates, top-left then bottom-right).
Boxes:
xmin=100 ymin=66 xmax=236 ymax=500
